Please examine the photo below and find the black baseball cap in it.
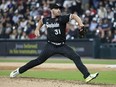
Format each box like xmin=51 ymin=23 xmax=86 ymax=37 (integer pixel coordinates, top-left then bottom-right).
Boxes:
xmin=50 ymin=3 xmax=63 ymax=9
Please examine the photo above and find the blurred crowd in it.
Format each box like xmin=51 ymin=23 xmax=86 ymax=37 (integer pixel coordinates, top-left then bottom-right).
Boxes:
xmin=0 ymin=0 xmax=116 ymax=43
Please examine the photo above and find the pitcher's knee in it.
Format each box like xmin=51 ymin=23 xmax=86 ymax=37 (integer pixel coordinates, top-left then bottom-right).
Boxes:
xmin=36 ymin=57 xmax=47 ymax=65
xmin=71 ymin=54 xmax=81 ymax=61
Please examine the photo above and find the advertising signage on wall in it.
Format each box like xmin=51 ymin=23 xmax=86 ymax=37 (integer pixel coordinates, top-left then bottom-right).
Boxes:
xmin=6 ymin=40 xmax=47 ymax=56
xmin=0 ymin=39 xmax=95 ymax=57
xmin=8 ymin=43 xmax=38 ymax=55
xmin=67 ymin=40 xmax=94 ymax=56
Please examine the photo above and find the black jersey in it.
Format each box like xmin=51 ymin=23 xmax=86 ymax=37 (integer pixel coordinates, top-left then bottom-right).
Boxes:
xmin=42 ymin=14 xmax=71 ymax=43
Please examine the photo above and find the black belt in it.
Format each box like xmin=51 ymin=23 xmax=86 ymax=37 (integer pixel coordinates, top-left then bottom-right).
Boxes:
xmin=48 ymin=41 xmax=65 ymax=46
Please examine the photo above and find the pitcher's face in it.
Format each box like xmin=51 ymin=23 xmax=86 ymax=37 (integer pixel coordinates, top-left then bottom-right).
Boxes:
xmin=52 ymin=8 xmax=61 ymax=16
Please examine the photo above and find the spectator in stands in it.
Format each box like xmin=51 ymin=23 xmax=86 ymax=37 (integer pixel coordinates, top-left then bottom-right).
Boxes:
xmin=107 ymin=7 xmax=114 ymax=20
xmin=12 ymin=10 xmax=20 ymax=24
xmin=30 ymin=6 xmax=39 ymax=17
xmin=42 ymin=0 xmax=50 ymax=11
xmin=112 ymin=29 xmax=116 ymax=43
xmin=83 ymin=10 xmax=93 ymax=24
xmin=0 ymin=0 xmax=115 ymax=43
xmin=88 ymin=17 xmax=98 ymax=38
xmin=0 ymin=0 xmax=8 ymax=12
xmin=89 ymin=18 xmax=98 ymax=31
xmin=97 ymin=3 xmax=107 ymax=18
xmin=17 ymin=28 xmax=22 ymax=39
xmin=27 ymin=16 xmax=36 ymax=30
xmin=96 ymin=18 xmax=103 ymax=38
xmin=43 ymin=10 xmax=51 ymax=17
xmin=25 ymin=8 xmax=30 ymax=17
xmin=69 ymin=0 xmax=83 ymax=15
xmin=3 ymin=23 xmax=12 ymax=39
xmin=81 ymin=0 xmax=89 ymax=10
xmin=7 ymin=0 xmax=15 ymax=10
xmin=17 ymin=1 xmax=26 ymax=14
xmin=10 ymin=29 xmax=17 ymax=39
xmin=90 ymin=7 xmax=97 ymax=16
xmin=29 ymin=0 xmax=37 ymax=9
xmin=83 ymin=16 xmax=90 ymax=38
xmin=20 ymin=31 xmax=28 ymax=40
xmin=28 ymin=29 xmax=37 ymax=39
xmin=114 ymin=6 xmax=116 ymax=19
xmin=63 ymin=0 xmax=75 ymax=9
xmin=90 ymin=0 xmax=100 ymax=9
xmin=0 ymin=23 xmax=3 ymax=38
xmin=66 ymin=20 xmax=78 ymax=40
xmin=112 ymin=19 xmax=116 ymax=42
xmin=18 ymin=17 xmax=28 ymax=31
xmin=47 ymin=0 xmax=56 ymax=6
xmin=98 ymin=18 xmax=112 ymax=42
xmin=55 ymin=0 xmax=64 ymax=6
xmin=106 ymin=0 xmax=116 ymax=9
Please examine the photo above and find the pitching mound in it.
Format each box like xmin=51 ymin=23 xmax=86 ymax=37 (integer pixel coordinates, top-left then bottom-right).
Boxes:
xmin=0 ymin=62 xmax=116 ymax=87
xmin=0 ymin=62 xmax=116 ymax=71
xmin=0 ymin=77 xmax=115 ymax=87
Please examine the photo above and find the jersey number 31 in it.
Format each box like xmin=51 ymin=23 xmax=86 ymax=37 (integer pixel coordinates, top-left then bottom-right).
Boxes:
xmin=54 ymin=29 xmax=61 ymax=35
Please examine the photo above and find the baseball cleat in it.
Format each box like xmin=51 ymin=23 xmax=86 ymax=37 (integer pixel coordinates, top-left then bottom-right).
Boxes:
xmin=85 ymin=72 xmax=99 ymax=83
xmin=10 ymin=68 xmax=20 ymax=78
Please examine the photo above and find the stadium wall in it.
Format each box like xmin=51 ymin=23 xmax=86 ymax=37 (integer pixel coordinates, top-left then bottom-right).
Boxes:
xmin=0 ymin=39 xmax=96 ymax=57
xmin=0 ymin=39 xmax=115 ymax=58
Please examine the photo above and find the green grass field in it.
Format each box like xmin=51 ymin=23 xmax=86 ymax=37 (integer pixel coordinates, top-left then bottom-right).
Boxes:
xmin=0 ymin=58 xmax=116 ymax=64
xmin=0 ymin=58 xmax=116 ymax=84
xmin=0 ymin=70 xmax=116 ymax=84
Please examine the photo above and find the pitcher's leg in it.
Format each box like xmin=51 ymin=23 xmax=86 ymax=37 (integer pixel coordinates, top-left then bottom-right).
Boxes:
xmin=60 ymin=45 xmax=90 ymax=78
xmin=19 ymin=44 xmax=55 ymax=74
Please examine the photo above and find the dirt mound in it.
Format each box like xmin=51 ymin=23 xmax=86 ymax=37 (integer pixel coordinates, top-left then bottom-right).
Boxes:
xmin=0 ymin=77 xmax=115 ymax=87
xmin=0 ymin=62 xmax=116 ymax=87
xmin=0 ymin=62 xmax=116 ymax=71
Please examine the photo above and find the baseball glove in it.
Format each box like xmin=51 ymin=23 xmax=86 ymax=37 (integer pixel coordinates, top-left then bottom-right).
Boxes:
xmin=78 ymin=27 xmax=86 ymax=38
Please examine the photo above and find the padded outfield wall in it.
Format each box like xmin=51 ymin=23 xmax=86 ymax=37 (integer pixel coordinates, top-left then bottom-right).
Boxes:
xmin=0 ymin=39 xmax=97 ymax=57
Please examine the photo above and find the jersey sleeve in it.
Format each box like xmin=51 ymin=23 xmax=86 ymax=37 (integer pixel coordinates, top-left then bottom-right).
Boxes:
xmin=61 ymin=14 xmax=71 ymax=23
